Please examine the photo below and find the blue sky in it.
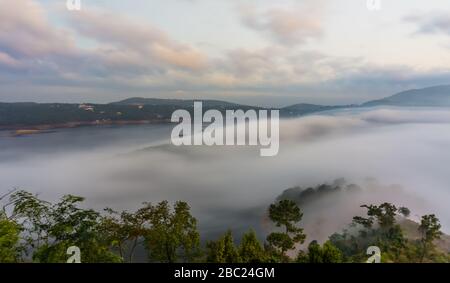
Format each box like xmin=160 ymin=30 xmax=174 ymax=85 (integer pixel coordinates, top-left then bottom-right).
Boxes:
xmin=0 ymin=0 xmax=449 ymax=106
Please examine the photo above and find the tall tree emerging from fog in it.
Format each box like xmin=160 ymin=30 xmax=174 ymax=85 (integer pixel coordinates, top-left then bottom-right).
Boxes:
xmin=351 ymin=202 xmax=407 ymax=262
xmin=266 ymin=200 xmax=306 ymax=261
xmin=418 ymin=214 xmax=442 ymax=262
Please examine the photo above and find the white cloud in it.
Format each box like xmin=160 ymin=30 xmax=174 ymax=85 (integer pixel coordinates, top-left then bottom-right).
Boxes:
xmin=239 ymin=2 xmax=324 ymax=46
xmin=405 ymin=12 xmax=450 ymax=36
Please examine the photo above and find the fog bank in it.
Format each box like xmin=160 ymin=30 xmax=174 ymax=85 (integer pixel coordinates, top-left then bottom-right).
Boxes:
xmin=1 ymin=107 xmax=450 ymax=240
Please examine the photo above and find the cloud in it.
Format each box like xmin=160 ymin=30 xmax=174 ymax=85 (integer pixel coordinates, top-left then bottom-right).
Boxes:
xmin=0 ymin=0 xmax=211 ymax=98
xmin=405 ymin=12 xmax=450 ymax=36
xmin=239 ymin=2 xmax=324 ymax=45
xmin=0 ymin=0 xmax=208 ymax=77
xmin=0 ymin=0 xmax=449 ymax=104
xmin=0 ymin=51 xmax=21 ymax=68
xmin=70 ymin=9 xmax=208 ymax=71
xmin=0 ymin=0 xmax=75 ymax=58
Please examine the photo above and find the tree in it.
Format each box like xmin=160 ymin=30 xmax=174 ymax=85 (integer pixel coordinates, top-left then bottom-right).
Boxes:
xmin=205 ymin=238 xmax=224 ymax=262
xmin=345 ymin=203 xmax=410 ymax=262
xmin=353 ymin=203 xmax=407 ymax=241
xmin=398 ymin=207 xmax=411 ymax=218
xmin=9 ymin=190 xmax=51 ymax=253
xmin=9 ymin=191 xmax=121 ymax=263
xmin=100 ymin=204 xmax=154 ymax=262
xmin=418 ymin=214 xmax=442 ymax=262
xmin=321 ymin=241 xmax=343 ymax=263
xmin=0 ymin=217 xmax=21 ymax=263
xmin=206 ymin=230 xmax=241 ymax=263
xmin=0 ymin=189 xmax=22 ymax=263
xmin=355 ymin=203 xmax=398 ymax=232
xmin=306 ymin=240 xmax=323 ymax=263
xmin=295 ymin=249 xmax=309 ymax=263
xmin=266 ymin=232 xmax=293 ymax=261
xmin=298 ymin=240 xmax=343 ymax=263
xmin=2 ymin=190 xmax=203 ymax=263
xmin=239 ymin=229 xmax=265 ymax=263
xmin=144 ymin=201 xmax=200 ymax=263
xmin=266 ymin=200 xmax=306 ymax=261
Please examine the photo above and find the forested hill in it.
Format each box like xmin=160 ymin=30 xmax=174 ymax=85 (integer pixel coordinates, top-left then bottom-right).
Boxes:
xmin=0 ymin=99 xmax=322 ymax=129
xmin=1 ymin=85 xmax=450 ymax=129
xmin=0 ymin=100 xmax=262 ymax=129
xmin=363 ymin=85 xmax=450 ymax=107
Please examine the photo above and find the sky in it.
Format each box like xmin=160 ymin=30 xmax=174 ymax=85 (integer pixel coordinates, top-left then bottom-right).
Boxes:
xmin=0 ymin=0 xmax=449 ymax=106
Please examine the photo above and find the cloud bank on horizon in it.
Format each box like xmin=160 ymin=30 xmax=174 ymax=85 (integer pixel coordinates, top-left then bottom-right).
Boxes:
xmin=0 ymin=0 xmax=449 ymax=105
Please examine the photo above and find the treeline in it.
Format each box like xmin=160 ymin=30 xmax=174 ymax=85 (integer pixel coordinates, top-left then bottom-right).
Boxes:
xmin=0 ymin=102 xmax=260 ymax=128
xmin=0 ymin=189 xmax=448 ymax=263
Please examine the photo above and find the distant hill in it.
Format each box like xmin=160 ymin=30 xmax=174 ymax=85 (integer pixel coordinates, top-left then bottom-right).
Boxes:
xmin=399 ymin=218 xmax=450 ymax=254
xmin=363 ymin=85 xmax=450 ymax=107
xmin=0 ymin=99 xmax=262 ymax=130
xmin=2 ymin=85 xmax=450 ymax=130
xmin=111 ymin=97 xmax=242 ymax=108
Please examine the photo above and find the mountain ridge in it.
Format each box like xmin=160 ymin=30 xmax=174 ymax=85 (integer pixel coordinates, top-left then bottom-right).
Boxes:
xmin=1 ymin=85 xmax=449 ymax=130
xmin=363 ymin=85 xmax=450 ymax=107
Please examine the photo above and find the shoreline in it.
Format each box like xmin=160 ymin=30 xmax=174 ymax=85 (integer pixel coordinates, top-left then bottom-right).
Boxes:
xmin=1 ymin=119 xmax=172 ymax=137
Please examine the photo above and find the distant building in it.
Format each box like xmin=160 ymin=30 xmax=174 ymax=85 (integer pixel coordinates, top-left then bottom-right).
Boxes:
xmin=79 ymin=104 xmax=94 ymax=112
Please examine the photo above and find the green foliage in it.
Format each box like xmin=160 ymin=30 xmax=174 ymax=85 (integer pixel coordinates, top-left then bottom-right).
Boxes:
xmin=100 ymin=204 xmax=154 ymax=262
xmin=1 ymin=190 xmax=201 ymax=263
xmin=144 ymin=201 xmax=200 ymax=263
xmin=1 ymin=188 xmax=449 ymax=263
xmin=266 ymin=200 xmax=306 ymax=260
xmin=330 ymin=203 xmax=410 ymax=262
xmin=268 ymin=200 xmax=303 ymax=232
xmin=206 ymin=230 xmax=241 ymax=263
xmin=330 ymin=203 xmax=450 ymax=263
xmin=0 ymin=217 xmax=21 ymax=262
xmin=418 ymin=214 xmax=442 ymax=262
xmin=306 ymin=240 xmax=322 ymax=263
xmin=8 ymin=191 xmax=121 ymax=263
xmin=354 ymin=203 xmax=398 ymax=231
xmin=266 ymin=233 xmax=293 ymax=260
xmin=297 ymin=240 xmax=343 ymax=263
xmin=321 ymin=241 xmax=343 ymax=263
xmin=239 ymin=229 xmax=266 ymax=263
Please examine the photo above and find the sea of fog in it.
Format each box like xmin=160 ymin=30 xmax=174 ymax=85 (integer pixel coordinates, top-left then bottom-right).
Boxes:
xmin=1 ymin=106 xmax=450 ymax=243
